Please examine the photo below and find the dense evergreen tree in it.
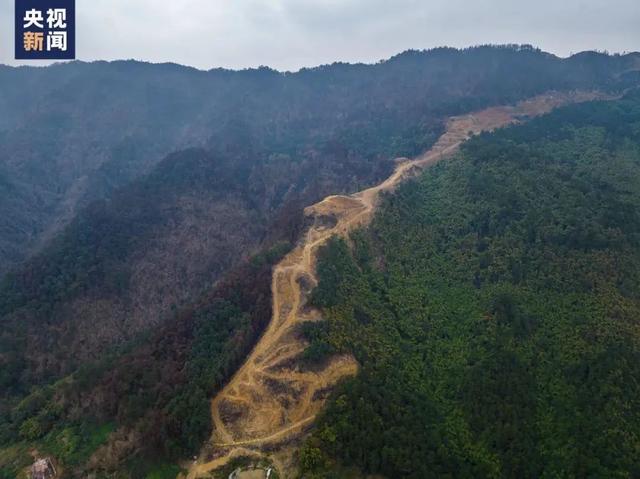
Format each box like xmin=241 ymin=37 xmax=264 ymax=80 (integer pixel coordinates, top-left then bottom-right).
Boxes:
xmin=1 ymin=47 xmax=639 ymax=477
xmin=303 ymin=91 xmax=640 ymax=478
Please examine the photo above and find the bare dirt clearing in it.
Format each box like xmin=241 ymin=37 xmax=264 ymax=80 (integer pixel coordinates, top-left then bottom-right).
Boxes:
xmin=187 ymin=90 xmax=605 ymax=478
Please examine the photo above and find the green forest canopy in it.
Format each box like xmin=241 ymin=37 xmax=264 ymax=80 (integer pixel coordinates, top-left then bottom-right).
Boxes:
xmin=302 ymin=90 xmax=640 ymax=478
xmin=1 ymin=47 xmax=639 ymax=477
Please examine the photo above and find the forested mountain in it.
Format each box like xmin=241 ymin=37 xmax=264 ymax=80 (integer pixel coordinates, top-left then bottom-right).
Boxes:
xmin=1 ymin=46 xmax=639 ymax=277
xmin=302 ymin=91 xmax=640 ymax=478
xmin=0 ymin=46 xmax=639 ymax=478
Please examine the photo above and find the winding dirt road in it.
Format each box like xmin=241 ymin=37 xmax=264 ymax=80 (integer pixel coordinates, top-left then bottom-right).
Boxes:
xmin=187 ymin=90 xmax=604 ymax=479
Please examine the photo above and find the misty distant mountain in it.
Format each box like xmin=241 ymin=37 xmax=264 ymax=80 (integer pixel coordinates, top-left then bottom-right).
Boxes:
xmin=1 ymin=46 xmax=639 ymax=276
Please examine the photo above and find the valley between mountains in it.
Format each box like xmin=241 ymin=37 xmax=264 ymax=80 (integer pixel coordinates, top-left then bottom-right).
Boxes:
xmin=188 ymin=90 xmax=605 ymax=478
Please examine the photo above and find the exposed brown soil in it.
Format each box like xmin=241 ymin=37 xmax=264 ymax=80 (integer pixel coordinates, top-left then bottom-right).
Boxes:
xmin=187 ymin=90 xmax=606 ymax=479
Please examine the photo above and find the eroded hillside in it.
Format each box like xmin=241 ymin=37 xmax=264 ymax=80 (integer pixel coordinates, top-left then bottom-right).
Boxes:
xmin=1 ymin=47 xmax=638 ymax=479
xmin=298 ymin=90 xmax=640 ymax=478
xmin=190 ymin=90 xmax=605 ymax=478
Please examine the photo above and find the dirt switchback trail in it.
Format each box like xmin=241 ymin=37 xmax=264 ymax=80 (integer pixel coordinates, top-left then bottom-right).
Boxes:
xmin=187 ymin=91 xmax=604 ymax=478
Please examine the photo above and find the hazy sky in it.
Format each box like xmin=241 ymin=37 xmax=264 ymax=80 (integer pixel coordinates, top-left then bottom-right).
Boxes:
xmin=1 ymin=0 xmax=638 ymax=71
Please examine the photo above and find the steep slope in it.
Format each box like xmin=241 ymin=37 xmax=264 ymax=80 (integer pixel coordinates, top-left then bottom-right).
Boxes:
xmin=0 ymin=46 xmax=639 ymax=478
xmin=301 ymin=90 xmax=640 ymax=478
xmin=4 ymin=46 xmax=636 ymax=393
xmin=190 ymin=91 xmax=605 ymax=478
xmin=0 ymin=137 xmax=392 ymax=395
